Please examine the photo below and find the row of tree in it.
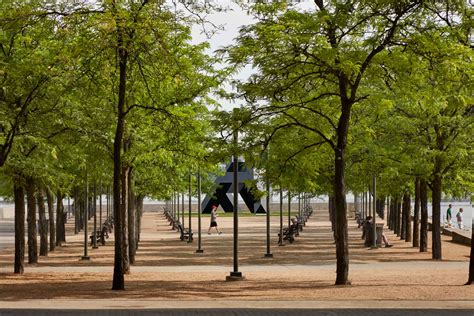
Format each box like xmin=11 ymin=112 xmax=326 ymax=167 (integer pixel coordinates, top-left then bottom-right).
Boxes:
xmin=1 ymin=0 xmax=472 ymax=289
xmin=223 ymin=1 xmax=473 ymax=285
xmin=0 ymin=0 xmax=227 ymax=290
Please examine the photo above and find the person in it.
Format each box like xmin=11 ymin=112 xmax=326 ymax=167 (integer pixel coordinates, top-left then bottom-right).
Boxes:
xmin=456 ymin=208 xmax=464 ymax=229
xmin=208 ymin=205 xmax=222 ymax=235
xmin=446 ymin=204 xmax=452 ymax=227
xmin=362 ymin=216 xmax=393 ymax=247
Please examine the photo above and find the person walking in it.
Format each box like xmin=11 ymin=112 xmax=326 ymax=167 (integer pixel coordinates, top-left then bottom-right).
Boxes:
xmin=208 ymin=205 xmax=222 ymax=235
xmin=446 ymin=204 xmax=453 ymax=227
xmin=456 ymin=208 xmax=464 ymax=229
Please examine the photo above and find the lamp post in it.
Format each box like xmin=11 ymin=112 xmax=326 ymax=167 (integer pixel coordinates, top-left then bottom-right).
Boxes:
xmin=372 ymin=175 xmax=378 ymax=249
xmin=196 ymin=168 xmax=203 ymax=253
xmin=264 ymin=175 xmax=273 ymax=258
xmin=92 ymin=183 xmax=98 ymax=249
xmin=279 ymin=187 xmax=284 ymax=246
xmin=188 ymin=172 xmax=192 ymax=243
xmin=81 ymin=171 xmax=90 ymax=260
xmin=227 ymin=110 xmax=244 ymax=281
xmin=288 ymin=191 xmax=291 ymax=227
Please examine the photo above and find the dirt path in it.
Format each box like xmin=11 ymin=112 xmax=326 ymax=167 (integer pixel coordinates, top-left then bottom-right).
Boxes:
xmin=0 ymin=208 xmax=471 ymax=308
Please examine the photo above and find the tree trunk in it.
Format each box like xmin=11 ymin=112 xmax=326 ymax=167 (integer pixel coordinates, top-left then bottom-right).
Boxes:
xmin=388 ymin=197 xmax=393 ymax=230
xmin=121 ymin=165 xmax=130 ymax=273
xmin=14 ymin=177 xmax=25 ymax=274
xmin=128 ymin=167 xmax=136 ymax=264
xmin=395 ymin=198 xmax=401 ymax=236
xmin=413 ymin=178 xmax=420 ymax=248
xmin=328 ymin=196 xmax=333 ymax=228
xmin=46 ymin=189 xmax=55 ymax=251
xmin=376 ymin=197 xmax=385 ymax=220
xmin=135 ymin=195 xmax=144 ymax=249
xmin=403 ymin=193 xmax=412 ymax=243
xmin=36 ymin=189 xmax=48 ymax=256
xmin=26 ymin=177 xmax=37 ymax=264
xmin=466 ymin=228 xmax=474 ymax=285
xmin=431 ymin=173 xmax=442 ymax=260
xmin=400 ymin=194 xmax=406 ymax=240
xmin=73 ymin=188 xmax=79 ymax=234
xmin=420 ymin=179 xmax=428 ymax=252
xmin=111 ymin=19 xmax=128 ymax=290
xmin=334 ymin=103 xmax=350 ymax=285
xmin=56 ymin=191 xmax=65 ymax=246
xmin=330 ymin=195 xmax=337 ymax=241
xmin=58 ymin=192 xmax=67 ymax=242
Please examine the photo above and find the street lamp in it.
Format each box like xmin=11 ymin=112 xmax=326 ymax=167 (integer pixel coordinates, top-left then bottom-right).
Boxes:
xmin=196 ymin=168 xmax=204 ymax=253
xmin=227 ymin=109 xmax=245 ymax=281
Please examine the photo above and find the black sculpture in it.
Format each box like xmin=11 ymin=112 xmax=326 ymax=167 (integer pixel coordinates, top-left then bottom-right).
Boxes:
xmin=201 ymin=161 xmax=266 ymax=214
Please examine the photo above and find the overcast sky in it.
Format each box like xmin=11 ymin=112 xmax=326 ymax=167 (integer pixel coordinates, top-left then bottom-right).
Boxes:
xmin=189 ymin=0 xmax=314 ymax=110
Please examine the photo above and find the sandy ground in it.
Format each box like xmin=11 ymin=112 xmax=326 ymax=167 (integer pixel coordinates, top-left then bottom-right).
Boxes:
xmin=0 ymin=208 xmax=472 ymax=308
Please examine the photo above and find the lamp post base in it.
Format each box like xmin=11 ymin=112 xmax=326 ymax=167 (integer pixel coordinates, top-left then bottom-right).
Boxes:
xmin=195 ymin=249 xmax=204 ymax=253
xmin=264 ymin=253 xmax=273 ymax=258
xmin=226 ymin=272 xmax=245 ymax=281
xmin=80 ymin=256 xmax=90 ymax=260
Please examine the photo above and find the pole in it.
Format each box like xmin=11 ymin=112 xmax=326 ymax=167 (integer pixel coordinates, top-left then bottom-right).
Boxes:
xmin=92 ymin=183 xmax=98 ymax=249
xmin=264 ymin=176 xmax=272 ymax=258
xmin=227 ymin=120 xmax=244 ymax=281
xmin=99 ymin=184 xmax=102 ymax=230
xmin=279 ymin=187 xmax=284 ymax=246
xmin=106 ymin=186 xmax=109 ymax=220
xmin=196 ymin=169 xmax=203 ymax=253
xmin=81 ymin=172 xmax=90 ymax=260
xmin=181 ymin=192 xmax=185 ymax=228
xmin=188 ymin=172 xmax=192 ymax=243
xmin=298 ymin=193 xmax=301 ymax=217
xmin=372 ymin=176 xmax=378 ymax=249
xmin=288 ymin=191 xmax=291 ymax=227
xmin=177 ymin=192 xmax=180 ymax=224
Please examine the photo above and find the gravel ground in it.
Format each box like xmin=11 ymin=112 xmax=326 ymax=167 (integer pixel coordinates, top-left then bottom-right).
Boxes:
xmin=0 ymin=209 xmax=471 ymax=308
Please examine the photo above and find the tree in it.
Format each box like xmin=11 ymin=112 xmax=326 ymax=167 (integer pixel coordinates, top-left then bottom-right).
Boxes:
xmin=225 ymin=0 xmax=425 ymax=285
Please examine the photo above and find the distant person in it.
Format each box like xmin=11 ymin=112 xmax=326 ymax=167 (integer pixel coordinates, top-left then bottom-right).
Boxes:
xmin=446 ymin=204 xmax=453 ymax=227
xmin=363 ymin=216 xmax=393 ymax=247
xmin=208 ymin=205 xmax=222 ymax=235
xmin=456 ymin=208 xmax=464 ymax=229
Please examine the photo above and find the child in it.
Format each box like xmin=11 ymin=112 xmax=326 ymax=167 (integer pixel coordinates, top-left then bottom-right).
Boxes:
xmin=208 ymin=205 xmax=222 ymax=235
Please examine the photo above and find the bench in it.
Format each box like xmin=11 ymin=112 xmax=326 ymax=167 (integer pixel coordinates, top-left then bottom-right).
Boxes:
xmin=277 ymin=206 xmax=313 ymax=245
xmin=355 ymin=212 xmax=363 ymax=227
xmin=89 ymin=220 xmax=112 ymax=246
xmin=163 ymin=209 xmax=179 ymax=230
xmin=278 ymin=223 xmax=298 ymax=244
xmin=177 ymin=223 xmax=193 ymax=242
xmin=177 ymin=222 xmax=193 ymax=242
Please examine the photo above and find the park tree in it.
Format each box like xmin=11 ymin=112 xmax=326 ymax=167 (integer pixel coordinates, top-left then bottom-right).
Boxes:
xmin=225 ymin=0 xmax=427 ymax=285
xmin=379 ymin=28 xmax=473 ymax=259
xmin=33 ymin=0 xmax=222 ymax=290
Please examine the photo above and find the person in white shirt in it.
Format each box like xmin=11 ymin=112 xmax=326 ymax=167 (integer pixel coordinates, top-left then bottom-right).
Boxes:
xmin=456 ymin=208 xmax=464 ymax=229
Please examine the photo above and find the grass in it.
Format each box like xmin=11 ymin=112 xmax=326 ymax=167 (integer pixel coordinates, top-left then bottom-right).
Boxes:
xmin=167 ymin=211 xmax=301 ymax=217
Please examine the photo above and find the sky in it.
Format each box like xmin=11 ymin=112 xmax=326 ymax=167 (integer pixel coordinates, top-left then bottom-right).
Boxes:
xmin=188 ymin=0 xmax=315 ymax=110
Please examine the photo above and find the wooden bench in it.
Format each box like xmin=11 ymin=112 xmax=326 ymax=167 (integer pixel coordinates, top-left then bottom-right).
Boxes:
xmin=89 ymin=222 xmax=111 ymax=246
xmin=278 ymin=223 xmax=298 ymax=244
xmin=177 ymin=223 xmax=193 ymax=242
